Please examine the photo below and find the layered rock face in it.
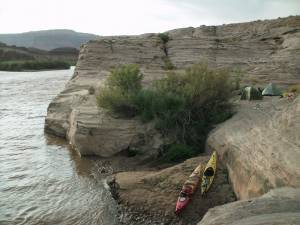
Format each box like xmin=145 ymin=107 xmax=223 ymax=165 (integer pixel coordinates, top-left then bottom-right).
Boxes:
xmin=207 ymin=97 xmax=300 ymax=200
xmin=45 ymin=16 xmax=300 ymax=157
xmin=198 ymin=187 xmax=300 ymax=225
xmin=45 ymin=35 xmax=167 ymax=157
xmin=168 ymin=16 xmax=300 ymax=84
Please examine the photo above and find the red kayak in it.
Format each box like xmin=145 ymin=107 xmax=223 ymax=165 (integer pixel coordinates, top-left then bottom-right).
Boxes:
xmin=175 ymin=164 xmax=203 ymax=215
xmin=175 ymin=192 xmax=190 ymax=214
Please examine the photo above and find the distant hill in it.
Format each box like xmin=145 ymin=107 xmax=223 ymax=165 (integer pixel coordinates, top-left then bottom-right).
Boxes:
xmin=0 ymin=42 xmax=79 ymax=65
xmin=0 ymin=29 xmax=99 ymax=50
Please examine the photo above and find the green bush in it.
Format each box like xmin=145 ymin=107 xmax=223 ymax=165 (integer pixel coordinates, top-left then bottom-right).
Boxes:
xmin=97 ymin=87 xmax=137 ymax=116
xmin=287 ymin=84 xmax=300 ymax=94
xmin=136 ymin=64 xmax=232 ymax=152
xmin=162 ymin=144 xmax=196 ymax=162
xmin=133 ymin=88 xmax=186 ymax=124
xmin=158 ymin=33 xmax=170 ymax=44
xmin=97 ymin=64 xmax=143 ymax=117
xmin=107 ymin=64 xmax=143 ymax=94
xmin=162 ymin=56 xmax=175 ymax=70
xmin=97 ymin=63 xmax=233 ymax=159
xmin=126 ymin=148 xmax=141 ymax=157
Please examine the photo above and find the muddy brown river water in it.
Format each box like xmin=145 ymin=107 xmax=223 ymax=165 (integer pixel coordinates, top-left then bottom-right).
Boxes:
xmin=0 ymin=68 xmax=118 ymax=225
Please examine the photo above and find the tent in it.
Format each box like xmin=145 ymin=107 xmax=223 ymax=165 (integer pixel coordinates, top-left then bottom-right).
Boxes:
xmin=262 ymin=83 xmax=282 ymax=96
xmin=241 ymin=86 xmax=263 ymax=100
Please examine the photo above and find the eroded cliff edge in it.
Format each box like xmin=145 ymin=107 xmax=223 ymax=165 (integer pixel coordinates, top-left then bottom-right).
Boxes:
xmin=45 ymin=16 xmax=300 ymax=158
xmin=45 ymin=16 xmax=300 ymax=224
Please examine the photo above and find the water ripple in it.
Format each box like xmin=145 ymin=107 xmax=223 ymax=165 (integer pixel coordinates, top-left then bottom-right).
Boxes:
xmin=0 ymin=69 xmax=118 ymax=225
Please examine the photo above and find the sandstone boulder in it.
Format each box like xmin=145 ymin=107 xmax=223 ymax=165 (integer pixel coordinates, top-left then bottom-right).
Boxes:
xmin=198 ymin=187 xmax=300 ymax=225
xmin=207 ymin=96 xmax=300 ymax=199
xmin=67 ymin=102 xmax=163 ymax=157
xmin=113 ymin=156 xmax=236 ymax=225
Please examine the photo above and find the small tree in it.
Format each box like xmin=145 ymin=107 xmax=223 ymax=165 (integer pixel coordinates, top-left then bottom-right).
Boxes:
xmin=158 ymin=33 xmax=170 ymax=44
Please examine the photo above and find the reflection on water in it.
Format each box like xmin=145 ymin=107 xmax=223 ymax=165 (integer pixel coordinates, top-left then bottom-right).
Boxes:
xmin=0 ymin=69 xmax=118 ymax=225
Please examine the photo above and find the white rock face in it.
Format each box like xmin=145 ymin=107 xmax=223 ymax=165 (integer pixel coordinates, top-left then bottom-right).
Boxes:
xmin=45 ymin=16 xmax=300 ymax=157
xmin=207 ymin=97 xmax=300 ymax=199
xmin=198 ymin=187 xmax=300 ymax=225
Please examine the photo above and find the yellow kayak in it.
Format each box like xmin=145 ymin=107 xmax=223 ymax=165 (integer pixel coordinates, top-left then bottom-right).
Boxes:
xmin=201 ymin=151 xmax=217 ymax=194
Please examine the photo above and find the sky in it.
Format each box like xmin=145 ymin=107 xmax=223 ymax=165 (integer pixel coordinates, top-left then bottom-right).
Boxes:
xmin=0 ymin=0 xmax=299 ymax=35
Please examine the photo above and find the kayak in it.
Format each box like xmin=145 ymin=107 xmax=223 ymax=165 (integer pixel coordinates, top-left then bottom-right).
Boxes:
xmin=175 ymin=163 xmax=203 ymax=214
xmin=175 ymin=192 xmax=190 ymax=215
xmin=201 ymin=151 xmax=217 ymax=195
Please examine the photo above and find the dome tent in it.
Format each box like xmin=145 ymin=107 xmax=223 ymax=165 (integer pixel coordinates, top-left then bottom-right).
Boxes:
xmin=241 ymin=86 xmax=263 ymax=100
xmin=262 ymin=83 xmax=282 ymax=96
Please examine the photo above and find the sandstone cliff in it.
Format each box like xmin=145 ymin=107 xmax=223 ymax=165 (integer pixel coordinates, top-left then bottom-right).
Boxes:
xmin=45 ymin=16 xmax=300 ymax=158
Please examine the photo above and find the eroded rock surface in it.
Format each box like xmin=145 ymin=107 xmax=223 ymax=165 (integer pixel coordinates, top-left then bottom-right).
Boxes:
xmin=198 ymin=187 xmax=300 ymax=225
xmin=45 ymin=16 xmax=300 ymax=157
xmin=207 ymin=96 xmax=300 ymax=199
xmin=113 ymin=156 xmax=236 ymax=225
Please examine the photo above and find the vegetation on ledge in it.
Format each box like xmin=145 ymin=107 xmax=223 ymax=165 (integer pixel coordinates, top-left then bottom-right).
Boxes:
xmin=97 ymin=64 xmax=233 ymax=162
xmin=0 ymin=60 xmax=71 ymax=71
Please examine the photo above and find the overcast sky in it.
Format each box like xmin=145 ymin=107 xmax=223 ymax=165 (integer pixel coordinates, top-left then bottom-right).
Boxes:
xmin=0 ymin=0 xmax=299 ymax=35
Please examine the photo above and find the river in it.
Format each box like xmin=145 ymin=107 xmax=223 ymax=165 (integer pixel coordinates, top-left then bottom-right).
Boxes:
xmin=0 ymin=68 xmax=118 ymax=225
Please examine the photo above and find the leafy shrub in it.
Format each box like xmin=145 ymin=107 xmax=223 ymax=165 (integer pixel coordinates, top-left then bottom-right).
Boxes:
xmin=137 ymin=64 xmax=232 ymax=152
xmin=97 ymin=63 xmax=233 ymax=160
xmin=97 ymin=88 xmax=137 ymax=116
xmin=158 ymin=33 xmax=170 ymax=44
xmin=133 ymin=88 xmax=186 ymax=125
xmin=107 ymin=64 xmax=143 ymax=94
xmin=162 ymin=56 xmax=175 ymax=70
xmin=162 ymin=144 xmax=196 ymax=162
xmin=97 ymin=64 xmax=143 ymax=117
xmin=88 ymin=86 xmax=95 ymax=95
xmin=126 ymin=148 xmax=141 ymax=157
xmin=132 ymin=89 xmax=156 ymax=121
xmin=287 ymin=84 xmax=300 ymax=94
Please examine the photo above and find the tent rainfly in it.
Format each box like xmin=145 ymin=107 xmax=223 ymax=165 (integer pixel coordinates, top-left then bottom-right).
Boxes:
xmin=241 ymin=86 xmax=263 ymax=100
xmin=262 ymin=83 xmax=282 ymax=96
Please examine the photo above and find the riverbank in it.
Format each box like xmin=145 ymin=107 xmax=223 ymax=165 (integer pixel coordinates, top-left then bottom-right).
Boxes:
xmin=0 ymin=60 xmax=71 ymax=71
xmin=84 ymin=150 xmax=236 ymax=224
xmin=109 ymin=156 xmax=236 ymax=225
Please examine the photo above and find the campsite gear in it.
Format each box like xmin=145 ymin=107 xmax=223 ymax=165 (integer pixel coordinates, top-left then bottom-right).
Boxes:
xmin=175 ymin=163 xmax=203 ymax=214
xmin=201 ymin=152 xmax=217 ymax=195
xmin=240 ymin=87 xmax=263 ymax=100
xmin=262 ymin=83 xmax=282 ymax=96
xmin=288 ymin=92 xmax=295 ymax=101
